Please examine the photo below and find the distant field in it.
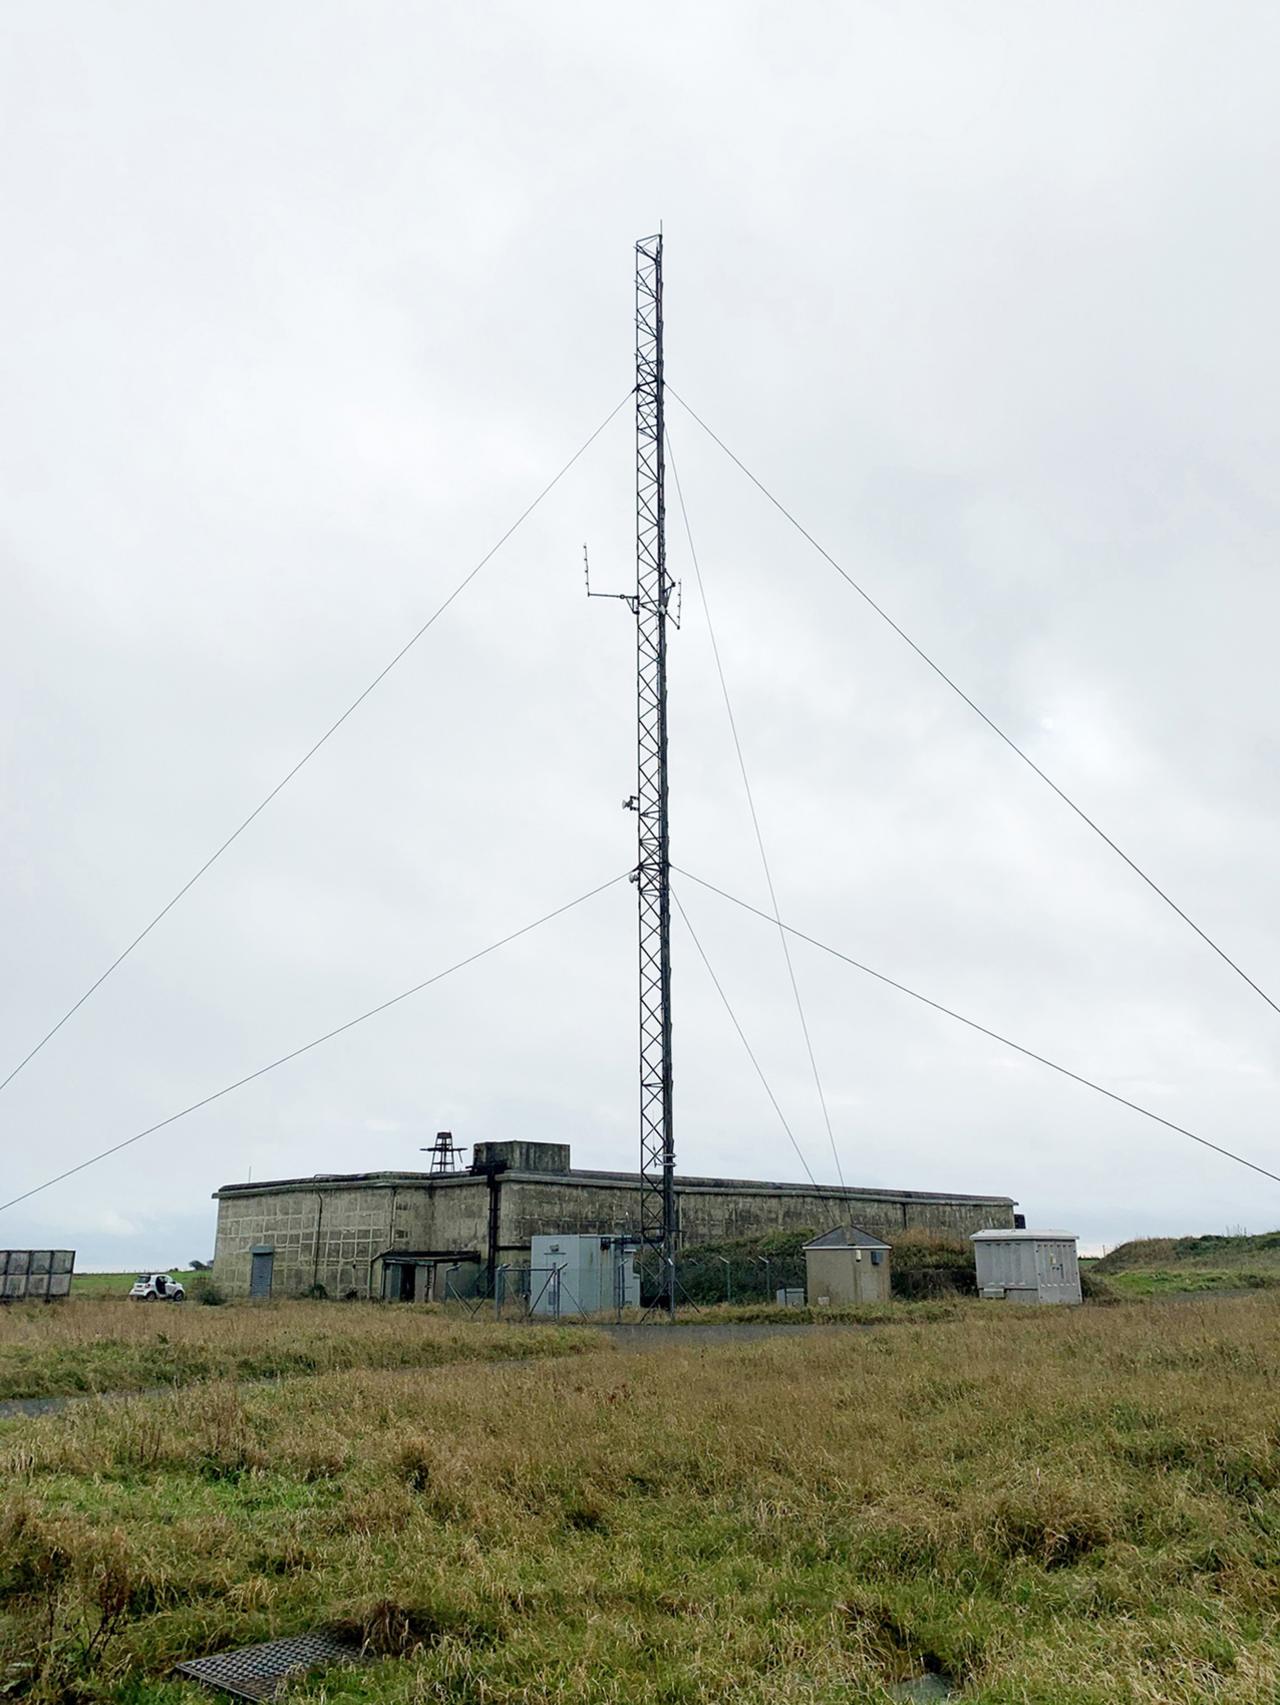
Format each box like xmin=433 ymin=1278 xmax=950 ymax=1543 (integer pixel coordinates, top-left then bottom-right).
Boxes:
xmin=69 ymin=1270 xmax=196 ymax=1299
xmin=1095 ymin=1233 xmax=1280 ymax=1298
xmin=2 ymin=1295 xmax=1279 ymax=1702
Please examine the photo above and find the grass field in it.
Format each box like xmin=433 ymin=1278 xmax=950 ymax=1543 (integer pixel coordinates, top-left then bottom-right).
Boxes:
xmin=3 ymin=1295 xmax=1280 ymax=1702
xmin=1095 ymin=1234 xmax=1280 ymax=1299
xmin=69 ymin=1273 xmax=197 ymax=1300
xmin=0 ymin=1301 xmax=601 ymax=1401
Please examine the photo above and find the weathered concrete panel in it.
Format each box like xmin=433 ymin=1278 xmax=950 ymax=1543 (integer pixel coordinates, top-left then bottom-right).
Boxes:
xmin=473 ymin=1141 xmax=570 ymax=1175
xmin=213 ymin=1183 xmax=408 ymax=1299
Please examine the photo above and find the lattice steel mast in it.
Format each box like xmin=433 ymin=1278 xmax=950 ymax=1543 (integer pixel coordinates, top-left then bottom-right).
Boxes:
xmin=633 ymin=233 xmax=676 ymax=1318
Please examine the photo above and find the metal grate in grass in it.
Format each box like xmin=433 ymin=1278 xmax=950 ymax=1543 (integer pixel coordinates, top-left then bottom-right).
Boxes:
xmin=174 ymin=1633 xmax=370 ymax=1700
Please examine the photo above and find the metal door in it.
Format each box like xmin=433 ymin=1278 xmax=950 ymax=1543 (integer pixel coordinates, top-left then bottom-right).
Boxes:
xmin=1035 ymin=1241 xmax=1067 ymax=1304
xmin=250 ymin=1250 xmax=274 ymax=1299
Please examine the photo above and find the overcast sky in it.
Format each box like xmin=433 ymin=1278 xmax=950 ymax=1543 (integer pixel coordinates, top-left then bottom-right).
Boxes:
xmin=3 ymin=2 xmax=1280 ymax=1268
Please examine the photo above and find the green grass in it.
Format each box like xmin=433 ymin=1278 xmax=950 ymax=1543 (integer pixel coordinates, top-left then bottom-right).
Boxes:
xmin=1097 ymin=1232 xmax=1280 ymax=1274
xmin=1103 ymin=1269 xmax=1280 ymax=1299
xmin=69 ymin=1272 xmax=196 ymax=1299
xmin=3 ymin=1297 xmax=1280 ymax=1701
xmin=0 ymin=1300 xmax=603 ymax=1401
xmin=1095 ymin=1233 xmax=1280 ymax=1299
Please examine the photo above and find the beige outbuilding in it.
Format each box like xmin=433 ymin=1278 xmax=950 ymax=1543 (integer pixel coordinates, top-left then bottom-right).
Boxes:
xmin=803 ymin=1225 xmax=893 ymax=1306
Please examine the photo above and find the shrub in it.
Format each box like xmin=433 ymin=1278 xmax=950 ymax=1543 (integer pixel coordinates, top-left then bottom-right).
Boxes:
xmin=891 ymin=1231 xmax=977 ymax=1300
xmin=188 ymin=1274 xmax=226 ymax=1307
xmin=1080 ymin=1266 xmax=1120 ymax=1305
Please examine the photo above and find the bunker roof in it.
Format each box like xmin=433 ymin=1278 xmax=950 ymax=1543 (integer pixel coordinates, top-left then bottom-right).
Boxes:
xmin=212 ymin=1166 xmax=1014 ymax=1206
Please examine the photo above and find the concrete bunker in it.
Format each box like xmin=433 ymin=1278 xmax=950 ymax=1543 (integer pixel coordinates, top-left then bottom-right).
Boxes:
xmin=211 ymin=1140 xmax=1015 ymax=1301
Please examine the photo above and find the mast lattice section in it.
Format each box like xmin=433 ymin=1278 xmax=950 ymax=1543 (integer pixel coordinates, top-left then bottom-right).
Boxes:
xmin=633 ymin=233 xmax=676 ymax=1316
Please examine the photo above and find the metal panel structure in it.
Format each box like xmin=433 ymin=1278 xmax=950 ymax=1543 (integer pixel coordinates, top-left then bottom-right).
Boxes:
xmin=632 ymin=231 xmax=676 ymax=1317
xmin=529 ymin=1234 xmax=640 ymax=1317
xmin=174 ymin=1633 xmax=368 ymax=1700
xmin=972 ymin=1230 xmax=1081 ymax=1305
xmin=0 ymin=1249 xmax=74 ymax=1303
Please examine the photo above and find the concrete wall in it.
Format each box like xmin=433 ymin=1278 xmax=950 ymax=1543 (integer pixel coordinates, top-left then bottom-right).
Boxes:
xmin=213 ymin=1177 xmax=437 ymax=1299
xmin=673 ymin=1181 xmax=1004 ymax=1245
xmin=498 ymin=1172 xmax=1010 ymax=1253
xmin=212 ymin=1164 xmax=1014 ymax=1299
xmin=473 ymin=1141 xmax=570 ymax=1174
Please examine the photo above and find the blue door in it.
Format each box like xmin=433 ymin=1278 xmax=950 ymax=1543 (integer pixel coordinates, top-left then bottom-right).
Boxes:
xmin=250 ymin=1250 xmax=273 ymax=1299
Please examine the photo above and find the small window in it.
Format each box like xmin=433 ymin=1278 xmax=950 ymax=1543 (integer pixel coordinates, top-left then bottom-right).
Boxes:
xmin=870 ymin=1249 xmax=883 ymax=1266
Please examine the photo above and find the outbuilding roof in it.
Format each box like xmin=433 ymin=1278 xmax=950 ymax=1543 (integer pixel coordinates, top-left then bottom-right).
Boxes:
xmin=803 ymin=1224 xmax=892 ymax=1251
xmin=971 ymin=1229 xmax=1076 ymax=1242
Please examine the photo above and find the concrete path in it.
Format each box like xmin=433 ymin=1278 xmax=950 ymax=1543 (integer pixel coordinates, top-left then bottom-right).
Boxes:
xmin=599 ymin=1321 xmax=873 ymax=1348
xmin=0 ymin=1393 xmax=79 ymax=1420
xmin=0 ymin=1382 xmax=192 ymax=1422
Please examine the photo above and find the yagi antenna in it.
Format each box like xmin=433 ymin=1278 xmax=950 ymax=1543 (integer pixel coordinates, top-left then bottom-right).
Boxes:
xmin=583 ymin=543 xmax=635 ymax=609
xmin=583 ymin=542 xmax=678 ymax=623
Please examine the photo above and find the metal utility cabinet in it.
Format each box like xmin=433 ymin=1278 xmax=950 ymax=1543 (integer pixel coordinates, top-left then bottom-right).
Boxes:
xmin=0 ymin=1250 xmax=75 ymax=1302
xmin=972 ymin=1229 xmax=1081 ymax=1305
xmin=528 ymin=1234 xmax=640 ymax=1317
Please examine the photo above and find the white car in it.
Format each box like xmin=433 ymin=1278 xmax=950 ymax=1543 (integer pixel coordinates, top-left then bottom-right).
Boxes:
xmin=129 ymin=1272 xmax=185 ymax=1302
